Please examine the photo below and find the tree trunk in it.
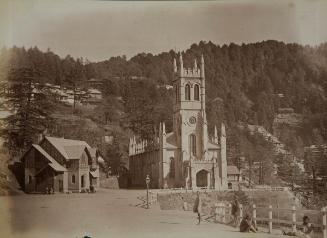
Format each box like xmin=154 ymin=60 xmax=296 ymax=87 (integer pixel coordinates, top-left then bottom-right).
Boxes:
xmin=312 ymin=166 xmax=316 ymax=195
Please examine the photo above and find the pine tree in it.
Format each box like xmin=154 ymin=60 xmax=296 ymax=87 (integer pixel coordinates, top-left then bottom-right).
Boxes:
xmin=1 ymin=66 xmax=55 ymax=157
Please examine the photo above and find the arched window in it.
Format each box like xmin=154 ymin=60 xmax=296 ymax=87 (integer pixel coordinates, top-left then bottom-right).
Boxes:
xmin=28 ymin=175 xmax=32 ymax=184
xmin=81 ymin=175 xmax=85 ymax=188
xmin=189 ymin=134 xmax=196 ymax=156
xmin=72 ymin=174 xmax=76 ymax=184
xmin=194 ymin=84 xmax=200 ymax=101
xmin=185 ymin=84 xmax=190 ymax=100
xmin=169 ymin=157 xmax=175 ymax=178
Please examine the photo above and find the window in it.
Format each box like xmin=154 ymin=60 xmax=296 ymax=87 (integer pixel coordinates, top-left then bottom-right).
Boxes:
xmin=28 ymin=175 xmax=32 ymax=184
xmin=72 ymin=174 xmax=76 ymax=184
xmin=81 ymin=175 xmax=85 ymax=188
xmin=194 ymin=84 xmax=200 ymax=101
xmin=190 ymin=134 xmax=196 ymax=156
xmin=169 ymin=157 xmax=175 ymax=178
xmin=185 ymin=84 xmax=190 ymax=100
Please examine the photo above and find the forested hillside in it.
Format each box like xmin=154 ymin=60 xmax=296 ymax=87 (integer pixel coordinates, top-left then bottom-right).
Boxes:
xmin=2 ymin=41 xmax=326 ymax=140
xmin=1 ymin=40 xmax=327 ymax=196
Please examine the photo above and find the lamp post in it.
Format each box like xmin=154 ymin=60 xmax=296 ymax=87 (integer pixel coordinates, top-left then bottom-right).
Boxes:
xmin=146 ymin=174 xmax=150 ymax=209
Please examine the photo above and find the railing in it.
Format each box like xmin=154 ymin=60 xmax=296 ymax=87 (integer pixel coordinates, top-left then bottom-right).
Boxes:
xmin=253 ymin=205 xmax=326 ymax=235
xmin=135 ymin=191 xmax=158 ymax=208
xmin=153 ymin=187 xmax=216 ymax=196
xmin=152 ymin=186 xmax=290 ymax=195
xmin=210 ymin=202 xmax=327 ymax=238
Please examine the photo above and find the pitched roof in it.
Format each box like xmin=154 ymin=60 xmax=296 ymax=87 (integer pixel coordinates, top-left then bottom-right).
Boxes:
xmin=32 ymin=144 xmax=67 ymax=172
xmin=87 ymin=147 xmax=97 ymax=158
xmin=207 ymin=141 xmax=220 ymax=149
xmin=64 ymin=145 xmax=87 ymax=160
xmin=45 ymin=136 xmax=91 ymax=160
xmin=97 ymin=155 xmax=105 ymax=164
xmin=88 ymin=88 xmax=101 ymax=94
xmin=227 ymin=165 xmax=240 ymax=175
xmin=90 ymin=169 xmax=99 ymax=178
xmin=165 ymin=132 xmax=178 ymax=149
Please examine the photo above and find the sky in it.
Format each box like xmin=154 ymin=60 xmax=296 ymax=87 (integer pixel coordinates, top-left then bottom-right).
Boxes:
xmin=0 ymin=0 xmax=327 ymax=62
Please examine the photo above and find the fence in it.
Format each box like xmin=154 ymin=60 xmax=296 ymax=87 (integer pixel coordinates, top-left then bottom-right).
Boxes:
xmin=135 ymin=191 xmax=158 ymax=208
xmin=211 ymin=203 xmax=327 ymax=238
xmin=152 ymin=186 xmax=290 ymax=195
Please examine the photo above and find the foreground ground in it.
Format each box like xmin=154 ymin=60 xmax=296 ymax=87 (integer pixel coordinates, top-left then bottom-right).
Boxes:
xmin=0 ymin=189 xmax=285 ymax=238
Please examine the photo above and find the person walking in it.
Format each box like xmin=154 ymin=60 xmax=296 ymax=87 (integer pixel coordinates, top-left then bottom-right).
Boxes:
xmin=193 ymin=191 xmax=202 ymax=225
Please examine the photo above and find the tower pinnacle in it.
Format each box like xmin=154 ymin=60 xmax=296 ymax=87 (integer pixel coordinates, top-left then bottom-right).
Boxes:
xmin=214 ymin=125 xmax=218 ymax=144
xmin=179 ymin=53 xmax=184 ymax=77
xmin=194 ymin=59 xmax=198 ymax=69
xmin=173 ymin=58 xmax=177 ymax=73
xmin=200 ymin=54 xmax=205 ymax=78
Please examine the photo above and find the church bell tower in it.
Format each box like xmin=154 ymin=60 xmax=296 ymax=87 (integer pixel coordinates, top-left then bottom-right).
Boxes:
xmin=172 ymin=53 xmax=209 ymax=186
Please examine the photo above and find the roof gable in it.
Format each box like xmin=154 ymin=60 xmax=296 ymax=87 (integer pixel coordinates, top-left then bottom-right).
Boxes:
xmin=32 ymin=144 xmax=67 ymax=172
xmin=64 ymin=145 xmax=87 ymax=160
xmin=227 ymin=165 xmax=240 ymax=175
xmin=165 ymin=132 xmax=177 ymax=149
xmin=44 ymin=136 xmax=91 ymax=160
xmin=207 ymin=141 xmax=220 ymax=149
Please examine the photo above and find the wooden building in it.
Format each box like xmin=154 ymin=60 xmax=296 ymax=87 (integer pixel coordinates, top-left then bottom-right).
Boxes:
xmin=22 ymin=136 xmax=101 ymax=193
xmin=227 ymin=165 xmax=242 ymax=189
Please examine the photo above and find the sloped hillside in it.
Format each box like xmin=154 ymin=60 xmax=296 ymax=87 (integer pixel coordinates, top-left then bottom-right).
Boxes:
xmin=1 ymin=40 xmax=327 ymax=196
xmin=0 ymin=148 xmax=22 ymax=195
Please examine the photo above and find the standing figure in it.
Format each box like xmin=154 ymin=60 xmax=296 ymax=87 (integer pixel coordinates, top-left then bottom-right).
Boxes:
xmin=181 ymin=196 xmax=188 ymax=211
xmin=231 ymin=196 xmax=240 ymax=227
xmin=193 ymin=191 xmax=202 ymax=225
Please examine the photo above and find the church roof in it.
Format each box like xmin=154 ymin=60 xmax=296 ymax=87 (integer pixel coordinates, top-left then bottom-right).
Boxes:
xmin=207 ymin=141 xmax=220 ymax=149
xmin=165 ymin=132 xmax=178 ymax=149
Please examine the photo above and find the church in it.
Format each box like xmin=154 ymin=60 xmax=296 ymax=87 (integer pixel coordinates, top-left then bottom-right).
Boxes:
xmin=129 ymin=54 xmax=228 ymax=190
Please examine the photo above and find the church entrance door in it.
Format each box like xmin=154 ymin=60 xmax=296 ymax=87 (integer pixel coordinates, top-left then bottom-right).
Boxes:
xmin=196 ymin=170 xmax=209 ymax=188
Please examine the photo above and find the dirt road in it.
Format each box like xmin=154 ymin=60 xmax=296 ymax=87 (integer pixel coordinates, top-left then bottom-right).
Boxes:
xmin=0 ymin=189 xmax=283 ymax=238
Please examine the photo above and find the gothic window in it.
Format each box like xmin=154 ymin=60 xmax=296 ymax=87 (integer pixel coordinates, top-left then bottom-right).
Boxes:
xmin=194 ymin=84 xmax=200 ymax=101
xmin=169 ymin=157 xmax=175 ymax=178
xmin=81 ymin=175 xmax=85 ymax=188
xmin=28 ymin=175 xmax=32 ymax=184
xmin=189 ymin=134 xmax=196 ymax=156
xmin=185 ymin=84 xmax=190 ymax=100
xmin=72 ymin=174 xmax=76 ymax=184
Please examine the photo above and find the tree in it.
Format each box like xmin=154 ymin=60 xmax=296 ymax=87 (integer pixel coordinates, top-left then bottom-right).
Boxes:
xmin=96 ymin=95 xmax=122 ymax=125
xmin=104 ymin=132 xmax=128 ymax=175
xmin=1 ymin=66 xmax=55 ymax=156
xmin=62 ymin=56 xmax=85 ymax=112
xmin=123 ymin=79 xmax=162 ymax=139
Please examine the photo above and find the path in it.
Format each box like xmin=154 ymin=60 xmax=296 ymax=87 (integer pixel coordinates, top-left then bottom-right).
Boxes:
xmin=0 ymin=189 xmax=284 ymax=238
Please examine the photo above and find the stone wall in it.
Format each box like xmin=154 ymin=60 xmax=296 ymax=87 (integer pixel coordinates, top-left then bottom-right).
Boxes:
xmin=157 ymin=190 xmax=301 ymax=220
